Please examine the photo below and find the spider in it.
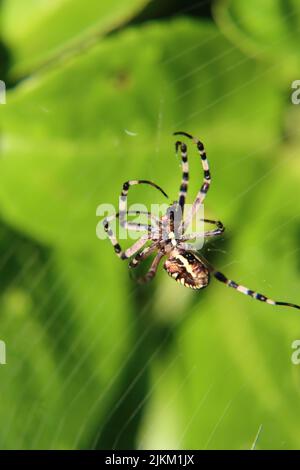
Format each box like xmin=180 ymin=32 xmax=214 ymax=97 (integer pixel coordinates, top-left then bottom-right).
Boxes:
xmin=103 ymin=131 xmax=300 ymax=310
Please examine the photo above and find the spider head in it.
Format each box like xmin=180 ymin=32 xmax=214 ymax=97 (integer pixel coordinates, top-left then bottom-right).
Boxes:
xmin=163 ymin=249 xmax=210 ymax=289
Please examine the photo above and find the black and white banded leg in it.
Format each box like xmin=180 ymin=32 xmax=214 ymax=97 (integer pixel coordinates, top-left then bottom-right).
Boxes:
xmin=119 ymin=179 xmax=168 ymax=227
xmin=181 ymin=219 xmax=225 ymax=243
xmin=173 ymin=132 xmax=211 ymax=233
xmin=104 ymin=211 xmax=161 ymax=236
xmin=174 ymin=139 xmax=189 ymax=215
xmin=202 ymin=218 xmax=225 ymax=237
xmin=103 ymin=222 xmax=150 ymax=259
xmin=213 ymin=270 xmax=300 ymax=310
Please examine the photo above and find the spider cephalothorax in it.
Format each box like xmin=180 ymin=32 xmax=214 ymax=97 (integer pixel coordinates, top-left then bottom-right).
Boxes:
xmin=103 ymin=131 xmax=300 ymax=311
xmin=164 ymin=250 xmax=210 ymax=289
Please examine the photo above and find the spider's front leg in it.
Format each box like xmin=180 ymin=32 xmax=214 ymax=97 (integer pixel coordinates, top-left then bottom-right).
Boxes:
xmin=174 ymin=139 xmax=189 ymax=216
xmin=201 ymin=218 xmax=225 ymax=237
xmin=103 ymin=207 xmax=162 ymax=259
xmin=103 ymin=218 xmax=150 ymax=259
xmin=119 ymin=179 xmax=168 ymax=227
xmin=174 ymin=132 xmax=211 ymax=233
xmin=181 ymin=218 xmax=225 ymax=246
xmin=105 ymin=211 xmax=161 ymax=234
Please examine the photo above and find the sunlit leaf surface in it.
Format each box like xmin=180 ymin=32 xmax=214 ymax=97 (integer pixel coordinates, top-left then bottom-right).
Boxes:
xmin=0 ymin=2 xmax=300 ymax=450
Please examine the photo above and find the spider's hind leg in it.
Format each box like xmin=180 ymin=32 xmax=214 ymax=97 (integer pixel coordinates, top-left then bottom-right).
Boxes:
xmin=213 ymin=269 xmax=300 ymax=311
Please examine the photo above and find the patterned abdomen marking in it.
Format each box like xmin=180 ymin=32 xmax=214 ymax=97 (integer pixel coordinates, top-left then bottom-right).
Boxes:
xmin=163 ymin=250 xmax=210 ymax=289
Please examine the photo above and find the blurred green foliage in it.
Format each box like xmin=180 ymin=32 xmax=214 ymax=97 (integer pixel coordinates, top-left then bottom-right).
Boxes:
xmin=0 ymin=0 xmax=300 ymax=450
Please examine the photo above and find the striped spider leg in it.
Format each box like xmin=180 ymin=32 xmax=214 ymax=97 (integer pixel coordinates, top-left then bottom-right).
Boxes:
xmin=181 ymin=218 xmax=225 ymax=247
xmin=166 ymin=245 xmax=300 ymax=309
xmin=103 ymin=132 xmax=300 ymax=310
xmin=103 ymin=179 xmax=167 ymax=259
xmin=103 ymin=227 xmax=149 ymax=261
xmin=119 ymin=179 xmax=168 ymax=227
xmin=174 ymin=131 xmax=212 ymax=236
xmin=158 ymin=138 xmax=190 ymax=240
xmin=212 ymin=267 xmax=300 ymax=310
xmin=175 ymin=138 xmax=189 ymax=218
xmin=103 ymin=210 xmax=161 ymax=260
xmin=173 ymin=132 xmax=225 ymax=249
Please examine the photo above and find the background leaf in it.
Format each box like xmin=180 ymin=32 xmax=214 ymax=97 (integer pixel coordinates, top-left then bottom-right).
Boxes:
xmin=1 ymin=0 xmax=149 ymax=79
xmin=214 ymin=0 xmax=300 ymax=78
xmin=0 ymin=1 xmax=300 ymax=450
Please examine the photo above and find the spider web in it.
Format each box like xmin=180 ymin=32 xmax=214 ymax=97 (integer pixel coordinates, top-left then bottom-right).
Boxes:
xmin=1 ymin=0 xmax=300 ymax=451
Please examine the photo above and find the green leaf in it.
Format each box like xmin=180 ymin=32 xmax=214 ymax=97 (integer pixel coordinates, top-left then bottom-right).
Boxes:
xmin=139 ymin=142 xmax=300 ymax=450
xmin=0 ymin=226 xmax=132 ymax=449
xmin=214 ymin=0 xmax=300 ymax=77
xmin=0 ymin=16 xmax=297 ymax=450
xmin=1 ymin=0 xmax=149 ymax=78
xmin=0 ymin=19 xmax=283 ymax=251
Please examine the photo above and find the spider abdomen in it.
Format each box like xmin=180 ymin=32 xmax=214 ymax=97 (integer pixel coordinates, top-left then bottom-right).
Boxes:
xmin=163 ymin=250 xmax=210 ymax=289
